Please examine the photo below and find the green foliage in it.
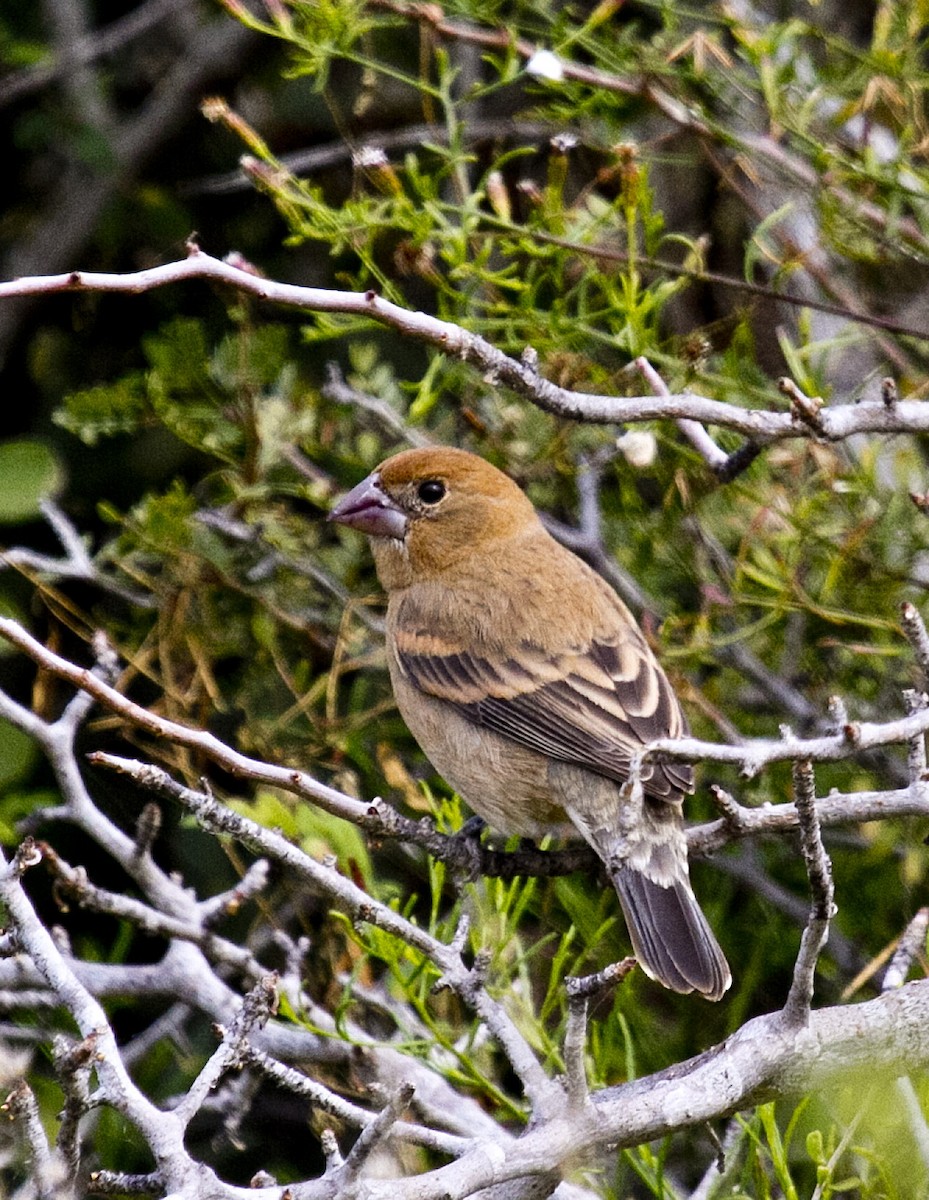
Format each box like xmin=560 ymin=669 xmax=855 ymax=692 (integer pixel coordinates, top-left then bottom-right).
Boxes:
xmin=234 ymin=787 xmax=375 ymax=889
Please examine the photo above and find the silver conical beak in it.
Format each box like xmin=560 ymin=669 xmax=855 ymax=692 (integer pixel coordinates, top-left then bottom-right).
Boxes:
xmin=329 ymin=472 xmax=408 ymax=539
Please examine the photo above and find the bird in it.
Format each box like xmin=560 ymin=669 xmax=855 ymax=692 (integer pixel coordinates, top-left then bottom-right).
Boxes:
xmin=329 ymin=446 xmax=730 ymax=1000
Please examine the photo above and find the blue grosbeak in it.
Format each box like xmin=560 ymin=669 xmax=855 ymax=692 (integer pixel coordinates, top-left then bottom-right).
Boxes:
xmin=330 ymin=446 xmax=730 ymax=1000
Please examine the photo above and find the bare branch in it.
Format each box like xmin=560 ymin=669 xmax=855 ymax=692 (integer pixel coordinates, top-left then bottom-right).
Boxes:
xmin=11 ymin=611 xmax=927 ymax=815
xmin=0 ymin=500 xmax=156 ymax=607
xmin=87 ymin=755 xmax=560 ymax=1116
xmin=2 ymin=631 xmax=929 ymax=1193
xmin=781 ymin=761 xmax=835 ymax=1026
xmin=191 ymin=119 xmax=557 ymax=194
xmin=199 ymin=858 xmax=271 ymax=925
xmin=778 ymin=377 xmax=825 ymax=434
xmin=441 ymin=948 xmax=562 ymax=1118
xmin=322 ymin=362 xmax=432 ymax=447
xmin=882 ymin=898 xmax=929 ymax=1175
xmin=634 ymin=356 xmax=728 ymax=472
xmin=884 ymin=909 xmax=929 ymax=992
xmin=0 ymin=616 xmax=378 ymax=831
xmin=53 ymin=1031 xmax=97 ymax=1188
xmin=902 ymin=601 xmax=929 ymax=684
xmin=1 ymin=1079 xmax=62 ymax=1200
xmin=903 ymin=689 xmax=929 ymax=784
xmin=40 ymin=844 xmax=267 ymax=981
xmin=3 ymin=253 xmax=929 ymax=450
xmin=337 ymin=1082 xmax=416 ymax=1187
xmin=344 ymin=981 xmax=929 ymax=1200
xmin=563 ymin=961 xmax=635 ymax=1109
xmin=85 ymin=1171 xmax=163 ymax=1196
xmin=173 ymin=975 xmax=278 ymax=1130
xmin=0 ymin=841 xmax=199 ymax=1194
xmin=688 ymin=783 xmax=929 ymax=858
xmin=237 ymin=1042 xmax=472 ymax=1158
xmin=644 ymin=712 xmax=929 ymax=774
xmin=690 ymin=1120 xmax=744 ymax=1200
xmin=1 ymin=616 xmax=926 ymax=879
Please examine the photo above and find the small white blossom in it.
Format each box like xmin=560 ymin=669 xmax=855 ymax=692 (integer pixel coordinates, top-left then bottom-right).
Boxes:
xmin=526 ymin=49 xmax=564 ymax=81
xmin=616 ymin=430 xmax=657 ymax=468
xmin=352 ymin=145 xmax=389 ymax=170
xmin=550 ymin=133 xmax=578 ymax=154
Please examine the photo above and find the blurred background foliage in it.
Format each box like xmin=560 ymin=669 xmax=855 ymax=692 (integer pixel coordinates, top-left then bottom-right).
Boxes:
xmin=4 ymin=0 xmax=929 ymax=1195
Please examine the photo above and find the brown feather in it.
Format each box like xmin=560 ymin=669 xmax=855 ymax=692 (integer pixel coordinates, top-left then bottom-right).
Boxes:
xmin=393 ymin=634 xmax=693 ymax=800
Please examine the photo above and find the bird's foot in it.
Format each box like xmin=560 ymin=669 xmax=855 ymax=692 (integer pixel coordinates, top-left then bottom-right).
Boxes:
xmin=458 ymin=815 xmax=488 ymax=841
xmin=448 ymin=815 xmax=486 ymax=882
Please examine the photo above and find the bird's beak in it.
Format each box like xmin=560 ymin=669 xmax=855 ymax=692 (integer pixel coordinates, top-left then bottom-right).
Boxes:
xmin=329 ymin=471 xmax=408 ymax=539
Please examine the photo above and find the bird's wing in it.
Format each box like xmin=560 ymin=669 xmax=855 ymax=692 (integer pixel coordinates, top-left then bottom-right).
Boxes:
xmin=391 ymin=622 xmax=693 ymax=800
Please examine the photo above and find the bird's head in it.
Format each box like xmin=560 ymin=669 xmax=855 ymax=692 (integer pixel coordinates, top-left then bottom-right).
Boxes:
xmin=329 ymin=447 xmax=538 ymax=588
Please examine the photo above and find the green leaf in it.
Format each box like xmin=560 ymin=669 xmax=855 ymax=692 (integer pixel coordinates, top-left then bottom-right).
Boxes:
xmin=0 ymin=791 xmax=59 ymax=844
xmin=0 ymin=439 xmax=65 ymax=523
xmin=212 ymin=325 xmax=290 ymax=393
xmin=143 ymin=317 xmax=212 ymax=392
xmin=55 ymin=374 xmax=149 ymax=445
xmin=0 ymin=719 xmax=40 ymax=793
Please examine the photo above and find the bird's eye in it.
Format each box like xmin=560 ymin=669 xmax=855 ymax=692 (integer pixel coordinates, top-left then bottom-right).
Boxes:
xmin=417 ymin=480 xmax=446 ymax=505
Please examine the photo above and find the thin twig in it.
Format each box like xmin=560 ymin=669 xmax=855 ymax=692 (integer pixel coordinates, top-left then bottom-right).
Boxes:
xmin=85 ymin=1171 xmax=163 ymax=1195
xmin=173 ymin=975 xmax=278 ymax=1129
xmin=903 ymin=690 xmax=929 ymax=783
xmin=322 ymin=363 xmax=432 ymax=447
xmin=366 ymin=0 xmax=929 ymax=289
xmin=237 ymin=1042 xmax=471 ymax=1157
xmin=689 ymin=1120 xmax=745 ymax=1200
xmin=1 ymin=1079 xmax=62 ymax=1200
xmin=563 ymin=961 xmax=635 ymax=1108
xmin=1 ymin=618 xmax=927 ymax=875
xmin=901 ymin=602 xmax=929 ymax=684
xmin=0 ymin=842 xmax=198 ymax=1194
xmin=883 ymin=908 xmax=929 ymax=992
xmin=635 ymin=356 xmax=729 ymax=473
xmin=781 ymin=761 xmax=834 ymax=1025
xmin=53 ymin=1030 xmax=97 ymax=1185
xmin=41 ymin=845 xmax=266 ymax=981
xmin=338 ymin=1082 xmax=416 ymax=1186
xmin=86 ymin=755 xmax=560 ymax=1116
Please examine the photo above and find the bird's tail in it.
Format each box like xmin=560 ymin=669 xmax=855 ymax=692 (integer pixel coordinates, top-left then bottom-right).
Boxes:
xmin=610 ymin=865 xmax=731 ymax=1001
